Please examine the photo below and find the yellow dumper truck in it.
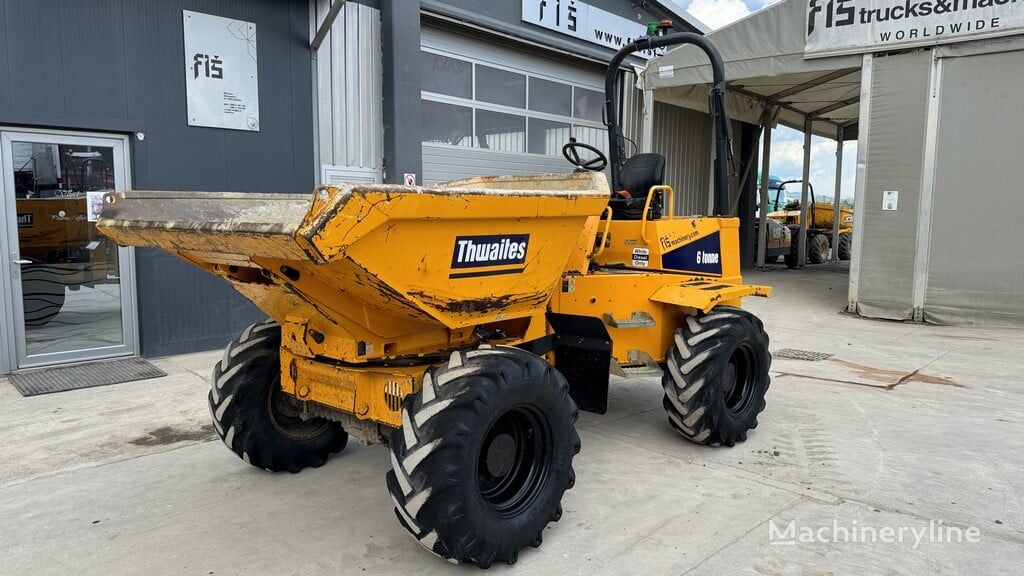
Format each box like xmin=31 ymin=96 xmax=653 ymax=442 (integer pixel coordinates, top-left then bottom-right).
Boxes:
xmin=768 ymin=179 xmax=854 ymax=267
xmin=98 ymin=33 xmax=773 ymax=567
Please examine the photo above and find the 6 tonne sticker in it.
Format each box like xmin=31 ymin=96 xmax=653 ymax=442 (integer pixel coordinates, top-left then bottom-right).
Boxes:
xmin=632 ymin=247 xmax=650 ymax=268
xmin=450 ymin=234 xmax=529 ymax=278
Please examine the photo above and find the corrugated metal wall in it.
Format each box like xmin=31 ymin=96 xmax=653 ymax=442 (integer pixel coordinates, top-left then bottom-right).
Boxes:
xmin=621 ymin=71 xmax=711 ymax=216
xmin=312 ymin=0 xmax=382 ymax=175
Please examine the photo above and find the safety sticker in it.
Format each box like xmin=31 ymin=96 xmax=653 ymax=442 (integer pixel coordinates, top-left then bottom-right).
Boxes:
xmin=632 ymin=247 xmax=649 ymax=268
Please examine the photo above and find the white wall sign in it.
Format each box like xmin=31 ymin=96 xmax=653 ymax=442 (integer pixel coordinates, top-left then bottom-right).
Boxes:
xmin=522 ymin=1 xmax=665 ymax=59
xmin=183 ymin=10 xmax=260 ymax=131
xmin=882 ymin=190 xmax=899 ymax=211
xmin=805 ymin=0 xmax=1024 ymax=58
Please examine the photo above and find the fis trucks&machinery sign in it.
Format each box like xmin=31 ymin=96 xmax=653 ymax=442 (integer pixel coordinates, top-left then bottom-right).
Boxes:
xmin=450 ymin=235 xmax=530 ymax=278
xmin=804 ymin=0 xmax=1023 ymax=57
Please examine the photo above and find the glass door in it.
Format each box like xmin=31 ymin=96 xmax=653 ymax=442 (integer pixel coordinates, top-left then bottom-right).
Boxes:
xmin=0 ymin=130 xmax=137 ymax=370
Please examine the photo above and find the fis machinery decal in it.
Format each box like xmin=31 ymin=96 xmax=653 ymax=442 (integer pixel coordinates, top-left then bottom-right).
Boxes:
xmin=450 ymin=234 xmax=529 ymax=279
xmin=661 ymin=231 xmax=723 ymax=276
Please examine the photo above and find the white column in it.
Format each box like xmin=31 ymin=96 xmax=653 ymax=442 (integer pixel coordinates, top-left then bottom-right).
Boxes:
xmin=757 ymin=111 xmax=773 ymax=269
xmin=798 ymin=116 xmax=812 ymax=266
xmin=641 ymin=88 xmax=654 ymax=153
xmin=848 ymin=54 xmax=874 ymax=314
xmin=911 ymin=49 xmax=943 ymax=322
xmin=831 ymin=127 xmax=844 ymax=260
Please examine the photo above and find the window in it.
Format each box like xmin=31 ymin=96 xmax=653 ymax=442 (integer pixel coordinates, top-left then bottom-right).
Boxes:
xmin=419 ymin=48 xmax=604 ymax=158
xmin=476 ymin=110 xmax=525 ymax=153
xmin=571 ymin=126 xmax=608 ymax=155
xmin=528 ymin=77 xmax=572 ymax=116
xmin=420 ymin=51 xmax=471 ymax=98
xmin=476 ymin=65 xmax=526 ymax=108
xmin=573 ymin=87 xmax=603 ymax=122
xmin=421 ymin=101 xmax=473 ymax=147
xmin=528 ymin=119 xmax=570 ymax=156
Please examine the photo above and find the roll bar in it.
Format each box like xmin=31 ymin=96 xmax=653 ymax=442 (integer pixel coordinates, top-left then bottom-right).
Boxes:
xmin=774 ymin=179 xmax=816 ymax=228
xmin=604 ymin=33 xmax=733 ymax=216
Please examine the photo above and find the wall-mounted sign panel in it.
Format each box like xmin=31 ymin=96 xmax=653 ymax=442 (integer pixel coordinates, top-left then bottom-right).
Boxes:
xmin=522 ymin=0 xmax=665 ymax=59
xmin=805 ymin=0 xmax=1024 ymax=58
xmin=183 ymin=10 xmax=260 ymax=131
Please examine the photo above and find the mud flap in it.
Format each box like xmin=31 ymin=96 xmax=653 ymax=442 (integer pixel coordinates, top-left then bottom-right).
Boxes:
xmin=547 ymin=313 xmax=611 ymax=414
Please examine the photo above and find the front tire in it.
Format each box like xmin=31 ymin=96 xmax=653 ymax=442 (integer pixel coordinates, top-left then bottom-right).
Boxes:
xmin=208 ymin=320 xmax=348 ymax=472
xmin=662 ymin=307 xmax=771 ymax=447
xmin=838 ymin=232 xmax=852 ymax=260
xmin=807 ymin=233 xmax=829 ymax=264
xmin=387 ymin=346 xmax=580 ymax=568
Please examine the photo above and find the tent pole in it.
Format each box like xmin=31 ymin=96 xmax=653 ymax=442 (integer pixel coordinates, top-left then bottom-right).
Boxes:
xmin=831 ymin=127 xmax=844 ymax=261
xmin=798 ymin=117 xmax=812 ymax=266
xmin=641 ymin=87 xmax=654 ymax=153
xmin=757 ymin=110 xmax=773 ymax=269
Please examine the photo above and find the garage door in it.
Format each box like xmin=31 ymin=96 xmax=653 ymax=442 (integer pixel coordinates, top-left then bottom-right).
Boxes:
xmin=420 ymin=27 xmax=608 ymax=184
xmin=924 ymin=48 xmax=1024 ymax=322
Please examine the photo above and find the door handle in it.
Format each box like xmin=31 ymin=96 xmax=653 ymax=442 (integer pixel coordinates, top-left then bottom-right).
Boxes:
xmin=13 ymin=259 xmax=32 ymax=265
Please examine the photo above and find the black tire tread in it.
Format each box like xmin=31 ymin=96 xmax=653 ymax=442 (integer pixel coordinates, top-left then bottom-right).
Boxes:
xmin=208 ymin=320 xmax=347 ymax=472
xmin=386 ymin=346 xmax=580 ymax=568
xmin=808 ymin=233 xmax=829 ymax=264
xmin=661 ymin=307 xmax=771 ymax=447
xmin=838 ymin=231 xmax=852 ymax=261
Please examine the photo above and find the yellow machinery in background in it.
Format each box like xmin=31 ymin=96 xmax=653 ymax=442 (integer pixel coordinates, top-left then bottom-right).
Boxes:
xmin=767 ymin=179 xmax=854 ymax=267
xmin=98 ymin=32 xmax=773 ymax=568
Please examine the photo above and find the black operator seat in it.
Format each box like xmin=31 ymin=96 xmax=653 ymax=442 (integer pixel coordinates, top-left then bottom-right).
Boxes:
xmin=609 ymin=153 xmax=667 ymax=220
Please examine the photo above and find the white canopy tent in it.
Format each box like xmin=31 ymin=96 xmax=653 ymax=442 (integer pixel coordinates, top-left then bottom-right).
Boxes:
xmin=639 ymin=0 xmax=865 ymax=267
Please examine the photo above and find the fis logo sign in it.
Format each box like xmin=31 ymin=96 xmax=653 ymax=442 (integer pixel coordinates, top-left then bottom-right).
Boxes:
xmin=193 ymin=53 xmax=224 ymax=80
xmin=807 ymin=0 xmax=856 ymax=36
xmin=17 ymin=213 xmax=33 ymax=227
xmin=450 ymin=234 xmax=529 ymax=278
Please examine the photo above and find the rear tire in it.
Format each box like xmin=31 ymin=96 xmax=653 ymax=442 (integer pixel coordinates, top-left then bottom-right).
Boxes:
xmin=661 ymin=307 xmax=771 ymax=447
xmin=387 ymin=346 xmax=580 ymax=567
xmin=208 ymin=320 xmax=348 ymax=472
xmin=838 ymin=232 xmax=852 ymax=261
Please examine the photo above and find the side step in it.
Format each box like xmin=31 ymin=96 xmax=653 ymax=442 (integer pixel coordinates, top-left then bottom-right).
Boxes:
xmin=610 ymin=351 xmax=664 ymax=379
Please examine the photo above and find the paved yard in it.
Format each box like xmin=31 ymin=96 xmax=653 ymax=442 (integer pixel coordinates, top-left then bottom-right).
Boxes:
xmin=1 ymin=263 xmax=1021 ymax=575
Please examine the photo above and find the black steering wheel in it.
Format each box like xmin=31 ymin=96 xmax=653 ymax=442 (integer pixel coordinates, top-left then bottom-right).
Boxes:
xmin=562 ymin=140 xmax=608 ymax=172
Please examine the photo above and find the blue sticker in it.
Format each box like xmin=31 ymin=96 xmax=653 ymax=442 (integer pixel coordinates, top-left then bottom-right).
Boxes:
xmin=662 ymin=231 xmax=722 ymax=275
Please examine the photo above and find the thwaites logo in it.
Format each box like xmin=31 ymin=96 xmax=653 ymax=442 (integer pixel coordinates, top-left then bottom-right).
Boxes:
xmin=450 ymin=234 xmax=529 ymax=279
xmin=16 ymin=213 xmax=33 ymax=227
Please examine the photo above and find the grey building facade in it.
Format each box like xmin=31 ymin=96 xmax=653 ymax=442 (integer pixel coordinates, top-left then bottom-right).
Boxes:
xmin=0 ymin=0 xmax=703 ymax=374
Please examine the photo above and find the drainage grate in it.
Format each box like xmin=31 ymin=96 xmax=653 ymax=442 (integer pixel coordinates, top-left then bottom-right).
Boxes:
xmin=9 ymin=357 xmax=166 ymax=397
xmin=775 ymin=348 xmax=833 ymax=362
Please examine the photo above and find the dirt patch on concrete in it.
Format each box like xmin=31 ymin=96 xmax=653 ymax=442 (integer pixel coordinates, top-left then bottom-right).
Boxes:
xmin=129 ymin=424 xmax=217 ymax=446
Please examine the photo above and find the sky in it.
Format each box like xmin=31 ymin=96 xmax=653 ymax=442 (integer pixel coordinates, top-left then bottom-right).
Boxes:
xmin=677 ymin=0 xmax=858 ymax=200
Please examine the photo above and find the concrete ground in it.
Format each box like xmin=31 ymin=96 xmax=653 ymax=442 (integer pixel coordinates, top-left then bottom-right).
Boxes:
xmin=1 ymin=262 xmax=1021 ymax=575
